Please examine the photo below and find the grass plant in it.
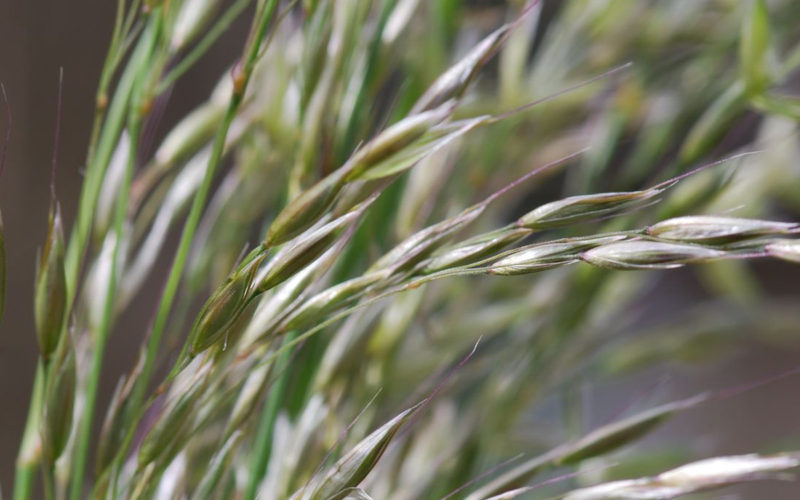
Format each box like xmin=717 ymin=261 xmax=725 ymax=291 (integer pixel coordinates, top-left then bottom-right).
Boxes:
xmin=5 ymin=0 xmax=800 ymax=498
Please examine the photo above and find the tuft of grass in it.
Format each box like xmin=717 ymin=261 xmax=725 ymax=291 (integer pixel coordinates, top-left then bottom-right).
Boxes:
xmin=7 ymin=1 xmax=800 ymax=499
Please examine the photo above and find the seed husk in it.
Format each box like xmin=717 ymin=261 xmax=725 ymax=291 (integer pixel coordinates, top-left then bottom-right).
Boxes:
xmin=43 ymin=349 xmax=76 ymax=463
xmin=34 ymin=204 xmax=67 ymax=360
xmin=518 ymin=187 xmax=665 ymax=230
xmin=766 ymin=239 xmax=800 ymax=263
xmin=190 ymin=250 xmax=265 ymax=355
xmin=298 ymin=404 xmax=419 ymax=500
xmin=581 ymin=240 xmax=727 ymax=270
xmin=490 ymin=235 xmax=626 ymax=275
xmin=647 ymin=216 xmax=799 ymax=244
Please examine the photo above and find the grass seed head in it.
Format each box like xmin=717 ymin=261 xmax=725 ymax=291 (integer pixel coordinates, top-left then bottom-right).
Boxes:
xmin=265 ymin=169 xmax=349 ymax=247
xmin=260 ymin=209 xmax=362 ymax=293
xmin=299 ymin=405 xmax=419 ymax=500
xmin=518 ymin=188 xmax=664 ymax=230
xmin=766 ymin=239 xmax=800 ymax=263
xmin=581 ymin=240 xmax=727 ymax=270
xmin=490 ymin=235 xmax=626 ymax=275
xmin=190 ymin=250 xmax=265 ymax=354
xmin=34 ymin=204 xmax=67 ymax=360
xmin=647 ymin=216 xmax=799 ymax=244
xmin=43 ymin=349 xmax=76 ymax=464
xmin=424 ymin=227 xmax=530 ymax=273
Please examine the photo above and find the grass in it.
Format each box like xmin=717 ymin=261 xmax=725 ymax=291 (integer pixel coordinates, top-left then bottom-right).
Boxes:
xmin=4 ymin=0 xmax=800 ymax=498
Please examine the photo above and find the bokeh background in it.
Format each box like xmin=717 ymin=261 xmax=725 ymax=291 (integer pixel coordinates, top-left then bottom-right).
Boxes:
xmin=1 ymin=1 xmax=800 ymax=498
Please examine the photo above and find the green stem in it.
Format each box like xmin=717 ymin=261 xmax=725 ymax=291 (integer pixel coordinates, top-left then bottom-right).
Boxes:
xmin=68 ymin=121 xmax=141 ymax=500
xmin=63 ymin=19 xmax=156 ymax=299
xmin=242 ymin=332 xmax=296 ymax=500
xmin=156 ymin=0 xmax=253 ymax=95
xmin=42 ymin=461 xmax=56 ymax=500
xmin=120 ymin=0 xmax=280 ymax=473
xmin=13 ymin=361 xmax=45 ymax=500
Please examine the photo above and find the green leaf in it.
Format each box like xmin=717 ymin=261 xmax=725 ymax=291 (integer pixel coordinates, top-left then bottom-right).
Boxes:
xmin=740 ymin=0 xmax=771 ymax=95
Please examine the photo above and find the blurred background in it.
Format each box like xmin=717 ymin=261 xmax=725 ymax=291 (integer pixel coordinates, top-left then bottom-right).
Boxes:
xmin=2 ymin=1 xmax=800 ymax=498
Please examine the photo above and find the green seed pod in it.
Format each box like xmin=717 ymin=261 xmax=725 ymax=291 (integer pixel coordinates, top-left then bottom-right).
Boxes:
xmin=189 ymin=250 xmax=265 ymax=355
xmin=42 ymin=349 xmax=76 ymax=463
xmin=411 ymin=24 xmax=511 ymax=113
xmin=370 ymin=203 xmax=487 ymax=274
xmin=556 ymin=394 xmax=707 ymax=465
xmin=489 ymin=236 xmax=626 ymax=275
xmin=518 ymin=187 xmax=664 ymax=230
xmin=349 ymin=117 xmax=485 ymax=182
xmin=424 ymin=227 xmax=530 ymax=273
xmin=265 ymin=168 xmax=349 ymax=247
xmin=299 ymin=405 xmax=419 ymax=500
xmin=343 ymin=103 xmax=455 ymax=181
xmin=647 ymin=216 xmax=799 ymax=244
xmin=766 ymin=239 xmax=800 ymax=263
xmin=259 ymin=210 xmax=361 ymax=293
xmin=282 ymin=271 xmax=388 ymax=331
xmin=581 ymin=240 xmax=726 ymax=270
xmin=34 ymin=204 xmax=67 ymax=360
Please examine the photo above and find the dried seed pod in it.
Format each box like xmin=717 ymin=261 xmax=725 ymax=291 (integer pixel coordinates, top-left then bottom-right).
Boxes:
xmin=35 ymin=204 xmax=67 ymax=360
xmin=297 ymin=404 xmax=419 ymax=500
xmin=424 ymin=227 xmax=530 ymax=273
xmin=581 ymin=240 xmax=726 ymax=270
xmin=518 ymin=187 xmax=665 ymax=230
xmin=42 ymin=349 xmax=76 ymax=463
xmin=189 ymin=250 xmax=265 ymax=355
xmin=412 ymin=24 xmax=511 ymax=113
xmin=647 ymin=216 xmax=799 ymax=244
xmin=766 ymin=239 xmax=800 ymax=263
xmin=490 ymin=235 xmax=626 ymax=275
xmin=259 ymin=209 xmax=362 ymax=293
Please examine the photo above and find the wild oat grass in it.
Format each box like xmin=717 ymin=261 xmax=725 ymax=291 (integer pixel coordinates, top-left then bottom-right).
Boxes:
xmin=4 ymin=0 xmax=800 ymax=499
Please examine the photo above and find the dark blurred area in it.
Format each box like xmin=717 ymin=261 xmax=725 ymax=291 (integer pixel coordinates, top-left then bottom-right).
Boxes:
xmin=1 ymin=1 xmax=799 ymax=498
xmin=0 ymin=0 xmax=249 ymax=489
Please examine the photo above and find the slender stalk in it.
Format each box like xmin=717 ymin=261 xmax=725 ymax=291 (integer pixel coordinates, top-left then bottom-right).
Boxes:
xmin=243 ymin=332 xmax=296 ymax=500
xmin=120 ymin=0 xmax=280 ymax=467
xmin=68 ymin=122 xmax=141 ymax=500
xmin=63 ymin=19 xmax=156 ymax=299
xmin=13 ymin=361 xmax=45 ymax=500
xmin=156 ymin=0 xmax=253 ymax=94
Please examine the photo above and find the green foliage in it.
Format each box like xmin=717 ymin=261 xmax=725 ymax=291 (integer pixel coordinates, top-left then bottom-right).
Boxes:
xmin=9 ymin=1 xmax=800 ymax=499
